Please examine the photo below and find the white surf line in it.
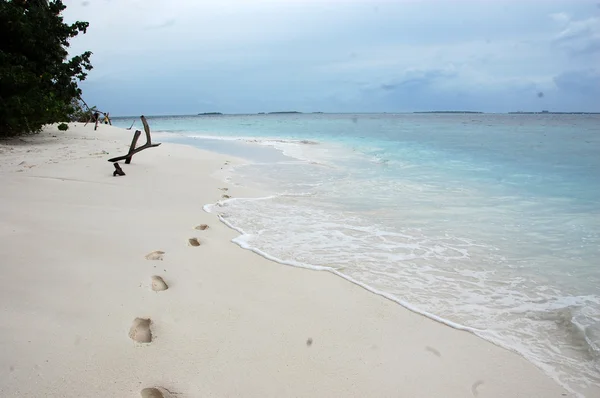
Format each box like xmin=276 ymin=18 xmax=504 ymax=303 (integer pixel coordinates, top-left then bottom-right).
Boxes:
xmin=183 ymin=133 xmax=342 ymax=168
xmin=204 ymin=199 xmax=582 ymax=397
xmin=206 ymin=193 xmax=586 ymax=397
xmin=204 ymin=196 xmax=483 ymax=334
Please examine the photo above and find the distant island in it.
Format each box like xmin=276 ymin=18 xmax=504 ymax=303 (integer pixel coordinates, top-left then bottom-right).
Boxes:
xmin=198 ymin=112 xmax=223 ymax=116
xmin=268 ymin=111 xmax=302 ymax=114
xmin=413 ymin=111 xmax=483 ymax=114
xmin=508 ymin=111 xmax=600 ymax=115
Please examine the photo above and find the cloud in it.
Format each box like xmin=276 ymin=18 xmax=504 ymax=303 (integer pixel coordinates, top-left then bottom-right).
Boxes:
xmin=550 ymin=12 xmax=570 ymax=24
xmin=61 ymin=0 xmax=600 ymax=114
xmin=351 ymin=65 xmax=555 ymax=113
xmin=551 ymin=13 xmax=600 ymax=55
xmin=554 ymin=69 xmax=600 ymax=95
xmin=547 ymin=68 xmax=600 ymax=112
xmin=145 ymin=18 xmax=177 ymax=30
xmin=371 ymin=69 xmax=458 ymax=92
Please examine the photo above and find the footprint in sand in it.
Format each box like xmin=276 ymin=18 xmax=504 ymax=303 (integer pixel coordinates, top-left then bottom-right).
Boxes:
xmin=129 ymin=318 xmax=152 ymax=343
xmin=145 ymin=251 xmax=165 ymax=261
xmin=188 ymin=237 xmax=201 ymax=247
xmin=222 ymin=194 xmax=231 ymax=199
xmin=151 ymin=275 xmax=168 ymax=291
xmin=425 ymin=346 xmax=441 ymax=357
xmin=140 ymin=387 xmax=165 ymax=398
xmin=471 ymin=380 xmax=484 ymax=397
xmin=218 ymin=187 xmax=228 ymax=192
xmin=18 ymin=161 xmax=36 ymax=169
xmin=141 ymin=387 xmax=178 ymax=397
xmin=195 ymin=224 xmax=209 ymax=231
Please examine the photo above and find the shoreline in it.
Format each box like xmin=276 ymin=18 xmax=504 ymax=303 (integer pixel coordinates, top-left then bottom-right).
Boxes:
xmin=206 ymin=177 xmax=597 ymax=397
xmin=200 ymin=131 xmax=599 ymax=396
xmin=209 ymin=203 xmax=482 ymax=333
xmin=0 ymin=123 xmax=576 ymax=397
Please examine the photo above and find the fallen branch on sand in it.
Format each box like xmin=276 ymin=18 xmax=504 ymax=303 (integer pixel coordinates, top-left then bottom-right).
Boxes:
xmin=113 ymin=163 xmax=125 ymax=176
xmin=107 ymin=115 xmax=161 ymax=164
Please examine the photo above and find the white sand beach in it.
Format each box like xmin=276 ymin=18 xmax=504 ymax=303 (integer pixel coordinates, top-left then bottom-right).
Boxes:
xmin=0 ymin=123 xmax=574 ymax=397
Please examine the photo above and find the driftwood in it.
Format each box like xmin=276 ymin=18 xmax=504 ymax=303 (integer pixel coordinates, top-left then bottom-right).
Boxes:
xmin=84 ymin=111 xmax=108 ymax=131
xmin=79 ymin=95 xmax=111 ymax=129
xmin=107 ymin=115 xmax=161 ymax=163
xmin=113 ymin=162 xmax=125 ymax=176
xmin=79 ymin=97 xmax=95 ymax=126
xmin=83 ymin=111 xmax=100 ymax=130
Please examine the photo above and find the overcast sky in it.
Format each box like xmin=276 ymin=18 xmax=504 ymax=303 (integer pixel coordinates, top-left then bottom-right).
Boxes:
xmin=63 ymin=0 xmax=600 ymax=115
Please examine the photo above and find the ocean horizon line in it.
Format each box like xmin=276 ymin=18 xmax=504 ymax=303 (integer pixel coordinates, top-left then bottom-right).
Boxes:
xmin=110 ymin=111 xmax=600 ymax=119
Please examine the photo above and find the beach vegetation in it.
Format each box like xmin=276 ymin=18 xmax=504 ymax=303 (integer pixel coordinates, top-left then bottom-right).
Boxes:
xmin=69 ymin=97 xmax=98 ymax=122
xmin=0 ymin=0 xmax=92 ymax=137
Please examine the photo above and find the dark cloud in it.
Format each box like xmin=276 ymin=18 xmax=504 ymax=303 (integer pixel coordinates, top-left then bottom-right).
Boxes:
xmin=145 ymin=18 xmax=177 ymax=30
xmin=553 ymin=69 xmax=600 ymax=95
xmin=375 ymin=69 xmax=457 ymax=93
xmin=576 ymin=40 xmax=600 ymax=55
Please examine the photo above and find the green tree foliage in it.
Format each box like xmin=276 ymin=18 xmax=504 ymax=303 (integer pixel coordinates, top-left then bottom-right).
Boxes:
xmin=0 ymin=0 xmax=92 ymax=136
xmin=69 ymin=97 xmax=97 ymax=122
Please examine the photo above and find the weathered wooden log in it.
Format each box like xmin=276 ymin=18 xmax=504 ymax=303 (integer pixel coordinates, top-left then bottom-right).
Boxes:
xmin=141 ymin=115 xmax=151 ymax=135
xmin=107 ymin=115 xmax=161 ymax=163
xmin=113 ymin=162 xmax=126 ymax=176
xmin=94 ymin=112 xmax=100 ymax=131
xmin=125 ymin=130 xmax=142 ymax=164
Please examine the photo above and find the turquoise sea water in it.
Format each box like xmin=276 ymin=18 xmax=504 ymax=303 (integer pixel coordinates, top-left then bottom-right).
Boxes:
xmin=114 ymin=113 xmax=600 ymax=394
